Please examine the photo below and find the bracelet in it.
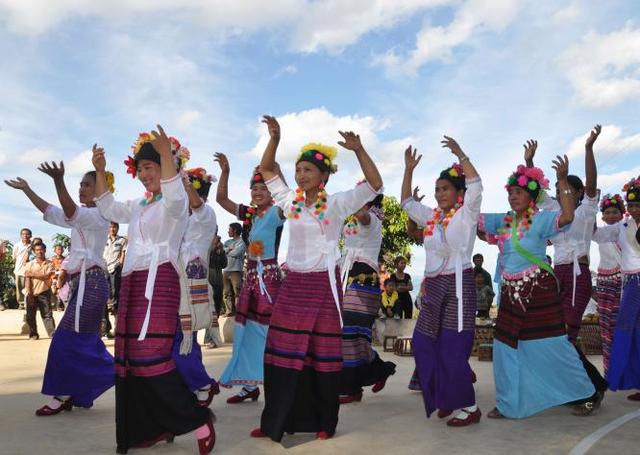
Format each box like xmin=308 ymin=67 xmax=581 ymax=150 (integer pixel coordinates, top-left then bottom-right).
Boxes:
xmin=459 ymin=156 xmax=469 ymax=163
xmin=560 ymin=189 xmax=573 ymax=195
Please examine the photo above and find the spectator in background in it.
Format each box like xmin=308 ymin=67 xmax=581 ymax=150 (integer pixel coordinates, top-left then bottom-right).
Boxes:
xmin=102 ymin=222 xmax=126 ymax=338
xmin=51 ymin=244 xmax=66 ymax=311
xmin=393 ymin=256 xmax=413 ymax=319
xmin=380 ymin=278 xmax=398 ymax=318
xmin=205 ymin=233 xmax=226 ymax=348
xmin=222 ymin=222 xmax=245 ymax=316
xmin=472 ymin=253 xmax=492 ymax=288
xmin=22 ymin=242 xmax=56 ymax=339
xmin=12 ymin=228 xmax=33 ymax=310
xmin=474 ymin=270 xmax=495 ymax=318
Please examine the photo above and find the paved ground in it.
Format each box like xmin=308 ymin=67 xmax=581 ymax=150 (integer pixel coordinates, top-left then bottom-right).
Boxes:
xmin=0 ymin=309 xmax=638 ymax=455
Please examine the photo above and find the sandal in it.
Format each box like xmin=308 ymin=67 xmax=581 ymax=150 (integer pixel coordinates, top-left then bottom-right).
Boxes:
xmin=487 ymin=407 xmax=505 ymax=419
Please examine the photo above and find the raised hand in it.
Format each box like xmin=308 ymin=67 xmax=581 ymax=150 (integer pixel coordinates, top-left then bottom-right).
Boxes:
xmin=523 ymin=140 xmax=537 ymax=164
xmin=337 ymin=131 xmax=364 ymax=152
xmin=262 ymin=115 xmax=280 ymax=141
xmin=552 ymin=154 xmax=569 ymax=181
xmin=404 ymin=145 xmax=422 ymax=172
xmin=586 ymin=124 xmax=602 ymax=149
xmin=214 ymin=152 xmax=230 ymax=173
xmin=4 ymin=177 xmax=30 ymax=191
xmin=92 ymin=144 xmax=106 ymax=172
xmin=37 ymin=161 xmax=65 ymax=180
xmin=441 ymin=135 xmax=465 ymax=158
xmin=412 ymin=186 xmax=425 ymax=202
xmin=150 ymin=124 xmax=171 ymax=158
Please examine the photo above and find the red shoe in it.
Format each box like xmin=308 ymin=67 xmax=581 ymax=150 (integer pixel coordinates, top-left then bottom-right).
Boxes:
xmin=133 ymin=432 xmax=174 ymax=448
xmin=316 ymin=431 xmax=334 ymax=440
xmin=372 ymin=379 xmax=388 ymax=393
xmin=35 ymin=397 xmax=73 ymax=416
xmin=250 ymin=428 xmax=268 ymax=438
xmin=198 ymin=413 xmax=216 ymax=455
xmin=227 ymin=387 xmax=260 ymax=404
xmin=339 ymin=391 xmax=363 ymax=404
xmin=437 ymin=409 xmax=453 ymax=419
xmin=198 ymin=383 xmax=221 ymax=407
xmin=628 ymin=392 xmax=640 ymax=401
xmin=446 ymin=408 xmax=481 ymax=427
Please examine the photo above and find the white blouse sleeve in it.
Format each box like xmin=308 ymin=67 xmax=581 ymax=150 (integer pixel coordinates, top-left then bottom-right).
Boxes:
xmin=265 ymin=176 xmax=295 ymax=211
xmin=538 ymin=194 xmax=559 ymax=211
xmin=330 ymin=181 xmax=381 ymax=222
xmin=191 ymin=203 xmax=217 ymax=232
xmin=592 ymin=224 xmax=618 ymax=243
xmin=43 ymin=205 xmax=72 ymax=228
xmin=66 ymin=206 xmax=109 ymax=230
xmin=461 ymin=177 xmax=483 ymax=224
xmin=160 ymin=174 xmax=188 ymax=220
xmin=401 ymin=198 xmax=433 ymax=228
xmin=94 ymin=192 xmax=137 ymax=224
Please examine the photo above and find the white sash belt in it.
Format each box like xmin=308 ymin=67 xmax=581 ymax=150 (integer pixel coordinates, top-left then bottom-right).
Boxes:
xmin=138 ymin=242 xmax=169 ymax=341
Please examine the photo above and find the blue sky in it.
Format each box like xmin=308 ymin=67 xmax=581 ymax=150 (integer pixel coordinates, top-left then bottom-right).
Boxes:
xmin=1 ymin=0 xmax=639 ymax=285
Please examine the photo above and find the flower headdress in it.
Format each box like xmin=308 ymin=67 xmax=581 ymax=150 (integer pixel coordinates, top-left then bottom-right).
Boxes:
xmin=185 ymin=167 xmax=216 ymax=200
xmin=296 ymin=143 xmax=338 ymax=174
xmin=600 ymin=193 xmax=625 ymax=213
xmin=505 ymin=164 xmax=550 ymax=203
xmin=105 ymin=171 xmax=116 ymax=193
xmin=124 ymin=131 xmax=190 ymax=177
xmin=622 ymin=177 xmax=640 ymax=202
xmin=250 ymin=166 xmax=265 ymax=187
xmin=438 ymin=162 xmax=466 ymax=191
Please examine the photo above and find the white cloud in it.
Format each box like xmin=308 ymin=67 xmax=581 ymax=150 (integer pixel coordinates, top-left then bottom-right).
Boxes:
xmin=374 ymin=0 xmax=520 ymax=76
xmin=560 ymin=23 xmax=640 ymax=108
xmin=567 ymin=125 xmax=640 ymax=158
xmin=0 ymin=0 xmax=452 ymax=53
xmin=16 ymin=147 xmax=57 ymax=165
xmin=599 ymin=166 xmax=640 ymax=192
xmin=551 ymin=3 xmax=581 ymax=23
xmin=272 ymin=64 xmax=298 ymax=79
xmin=176 ymin=110 xmax=202 ymax=130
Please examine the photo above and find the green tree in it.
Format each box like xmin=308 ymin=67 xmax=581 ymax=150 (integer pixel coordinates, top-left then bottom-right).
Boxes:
xmin=0 ymin=241 xmax=16 ymax=307
xmin=52 ymin=233 xmax=71 ymax=253
xmin=380 ymin=196 xmax=419 ymax=271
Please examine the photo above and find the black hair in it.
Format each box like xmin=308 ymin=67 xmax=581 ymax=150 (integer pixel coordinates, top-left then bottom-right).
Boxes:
xmin=134 ymin=142 xmax=161 ymax=167
xmin=394 ymin=256 xmax=406 ymax=266
xmin=34 ymin=242 xmax=46 ymax=251
xmin=21 ymin=228 xmax=32 ymax=236
xmin=437 ymin=168 xmax=466 ymax=191
xmin=473 ymin=253 xmax=483 ymax=260
xmin=110 ymin=222 xmax=119 ymax=229
xmin=563 ymin=175 xmax=585 ymax=202
xmin=367 ymin=194 xmax=384 ymax=209
xmin=383 ymin=278 xmax=396 ymax=287
xmin=229 ymin=222 xmax=242 ymax=236
xmin=84 ymin=170 xmax=97 ymax=181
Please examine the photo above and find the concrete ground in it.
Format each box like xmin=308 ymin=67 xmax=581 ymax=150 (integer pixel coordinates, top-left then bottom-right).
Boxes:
xmin=0 ymin=309 xmax=638 ymax=455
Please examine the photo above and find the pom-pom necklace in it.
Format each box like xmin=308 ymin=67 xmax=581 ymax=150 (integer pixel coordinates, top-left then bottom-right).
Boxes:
xmin=288 ymin=183 xmax=329 ymax=225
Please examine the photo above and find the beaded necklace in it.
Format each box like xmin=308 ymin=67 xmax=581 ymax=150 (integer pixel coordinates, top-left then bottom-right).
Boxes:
xmin=288 ymin=184 xmax=329 ymax=225
xmin=243 ymin=203 xmax=272 ymax=228
xmin=423 ymin=202 xmax=461 ymax=237
xmin=496 ymin=207 xmax=535 ymax=242
xmin=344 ymin=215 xmax=359 ymax=236
xmin=140 ymin=193 xmax=162 ymax=207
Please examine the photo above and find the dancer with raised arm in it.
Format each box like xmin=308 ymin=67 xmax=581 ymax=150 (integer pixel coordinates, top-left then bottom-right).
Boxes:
xmin=216 ymin=151 xmax=286 ymax=404
xmin=592 ymin=178 xmax=640 ymax=401
xmin=339 ymin=190 xmax=396 ymax=404
xmin=479 ymin=154 xmax=597 ymax=419
xmin=400 ymin=137 xmax=482 ymax=427
xmin=6 ymin=161 xmax=114 ymax=415
xmin=92 ymin=129 xmax=214 ymax=454
xmin=251 ymin=115 xmax=383 ymax=441
xmin=172 ymin=167 xmax=220 ymax=408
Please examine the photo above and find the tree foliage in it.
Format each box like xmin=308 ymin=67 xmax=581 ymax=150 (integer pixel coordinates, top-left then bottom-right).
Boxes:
xmin=52 ymin=233 xmax=71 ymax=252
xmin=0 ymin=241 xmax=16 ymax=307
xmin=380 ymin=196 xmax=419 ymax=271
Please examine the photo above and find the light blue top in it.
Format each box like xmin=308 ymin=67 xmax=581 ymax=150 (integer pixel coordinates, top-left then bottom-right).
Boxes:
xmin=481 ymin=210 xmax=565 ymax=275
xmin=243 ymin=205 xmax=285 ymax=261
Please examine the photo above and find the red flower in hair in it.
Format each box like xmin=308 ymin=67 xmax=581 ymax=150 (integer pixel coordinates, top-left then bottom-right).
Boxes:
xmin=124 ymin=155 xmax=136 ymax=178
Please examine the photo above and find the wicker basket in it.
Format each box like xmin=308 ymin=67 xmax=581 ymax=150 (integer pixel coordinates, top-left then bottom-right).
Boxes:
xmin=394 ymin=337 xmax=414 ymax=356
xmin=478 ymin=343 xmax=493 ymax=361
xmin=383 ymin=336 xmax=397 ymax=352
xmin=577 ymin=323 xmax=602 ymax=355
xmin=472 ymin=326 xmax=495 ymax=356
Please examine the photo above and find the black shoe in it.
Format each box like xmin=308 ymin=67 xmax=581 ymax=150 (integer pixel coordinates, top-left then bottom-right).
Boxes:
xmin=29 ymin=335 xmax=40 ymax=340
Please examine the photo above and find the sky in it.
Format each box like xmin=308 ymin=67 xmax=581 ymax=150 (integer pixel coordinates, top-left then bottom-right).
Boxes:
xmin=0 ymin=0 xmax=639 ymax=288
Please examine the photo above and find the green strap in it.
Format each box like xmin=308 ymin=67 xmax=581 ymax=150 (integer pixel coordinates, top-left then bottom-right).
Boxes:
xmin=509 ymin=212 xmax=556 ymax=279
